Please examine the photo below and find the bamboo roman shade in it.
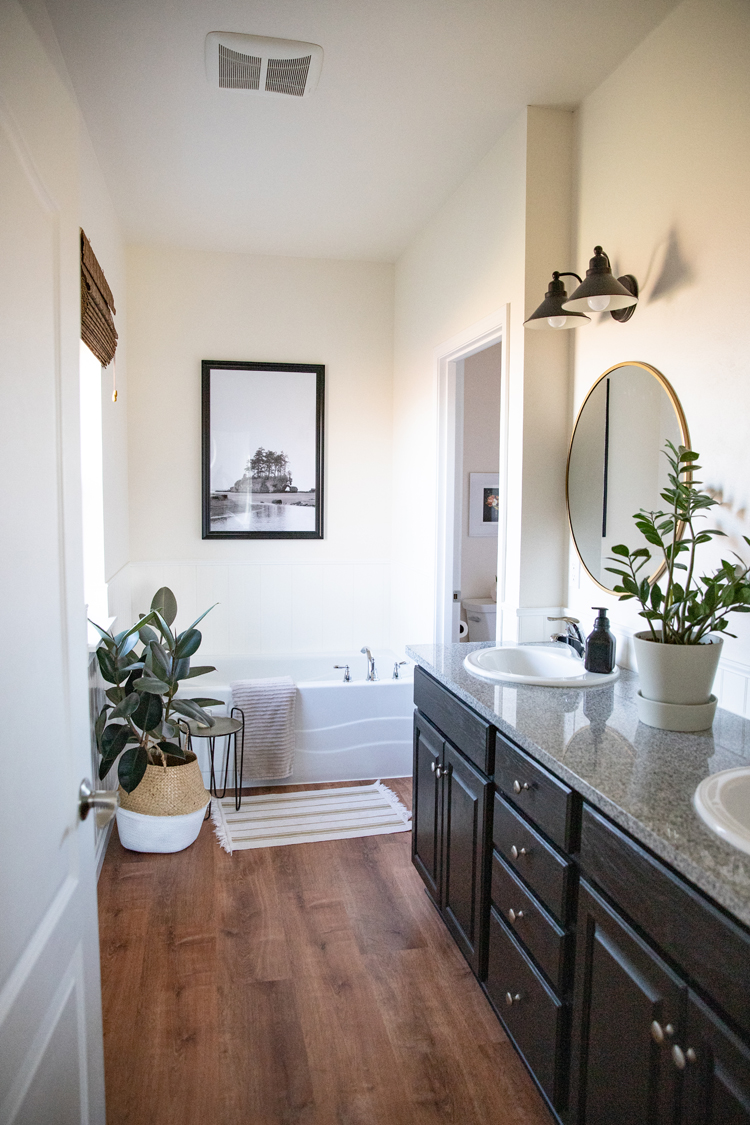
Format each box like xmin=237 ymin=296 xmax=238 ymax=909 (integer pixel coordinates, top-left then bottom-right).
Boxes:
xmin=80 ymin=229 xmax=118 ymax=366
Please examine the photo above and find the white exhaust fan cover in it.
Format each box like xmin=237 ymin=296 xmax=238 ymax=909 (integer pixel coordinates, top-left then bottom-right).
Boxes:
xmin=205 ymin=32 xmax=323 ymax=97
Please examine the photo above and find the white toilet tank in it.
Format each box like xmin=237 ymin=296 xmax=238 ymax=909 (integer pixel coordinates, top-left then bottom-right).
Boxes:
xmin=463 ymin=598 xmax=497 ymax=643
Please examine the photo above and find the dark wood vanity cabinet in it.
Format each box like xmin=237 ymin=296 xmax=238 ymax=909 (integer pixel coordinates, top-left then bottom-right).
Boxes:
xmin=411 ymin=665 xmax=750 ymax=1125
xmin=412 ymin=691 xmax=492 ymax=977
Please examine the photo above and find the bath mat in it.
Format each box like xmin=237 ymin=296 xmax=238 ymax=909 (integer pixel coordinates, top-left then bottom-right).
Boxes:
xmin=211 ymin=782 xmax=411 ymax=854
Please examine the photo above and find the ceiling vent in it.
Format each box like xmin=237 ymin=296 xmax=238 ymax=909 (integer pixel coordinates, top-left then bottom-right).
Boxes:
xmin=205 ymin=33 xmax=323 ymax=98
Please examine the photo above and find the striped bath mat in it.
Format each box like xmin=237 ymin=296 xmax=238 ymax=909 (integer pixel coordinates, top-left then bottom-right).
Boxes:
xmin=211 ymin=782 xmax=411 ymax=854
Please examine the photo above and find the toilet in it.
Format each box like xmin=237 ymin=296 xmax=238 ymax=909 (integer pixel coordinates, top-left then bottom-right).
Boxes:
xmin=463 ymin=598 xmax=497 ymax=643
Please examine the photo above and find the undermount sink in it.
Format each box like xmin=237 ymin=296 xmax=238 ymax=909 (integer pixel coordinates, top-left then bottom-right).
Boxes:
xmin=463 ymin=644 xmax=620 ymax=688
xmin=694 ymin=768 xmax=750 ymax=856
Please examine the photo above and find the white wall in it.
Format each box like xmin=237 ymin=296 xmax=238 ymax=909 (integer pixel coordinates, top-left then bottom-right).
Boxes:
xmin=392 ymin=106 xmax=574 ymax=651
xmin=125 ymin=246 xmax=394 ymax=654
xmin=461 ymin=343 xmax=502 ymax=602
xmin=568 ymin=0 xmax=750 ymax=716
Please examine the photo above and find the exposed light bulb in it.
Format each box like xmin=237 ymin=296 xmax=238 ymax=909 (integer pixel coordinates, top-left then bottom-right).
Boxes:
xmin=547 ymin=315 xmax=567 ymax=328
xmin=587 ymin=295 xmax=611 ymax=312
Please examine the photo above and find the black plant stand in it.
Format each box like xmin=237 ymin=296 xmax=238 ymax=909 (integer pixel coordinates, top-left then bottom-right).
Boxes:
xmin=184 ymin=707 xmax=246 ymax=811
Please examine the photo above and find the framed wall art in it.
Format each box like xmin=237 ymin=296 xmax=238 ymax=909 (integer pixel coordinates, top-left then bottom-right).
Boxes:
xmin=202 ymin=360 xmax=325 ymax=539
xmin=468 ymin=472 xmax=500 ymax=537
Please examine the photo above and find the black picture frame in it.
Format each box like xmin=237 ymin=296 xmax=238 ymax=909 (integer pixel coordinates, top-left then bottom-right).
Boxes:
xmin=201 ymin=360 xmax=325 ymax=539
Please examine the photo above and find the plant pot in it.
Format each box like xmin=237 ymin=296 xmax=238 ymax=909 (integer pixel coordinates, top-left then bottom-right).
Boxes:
xmin=632 ymin=632 xmax=722 ymax=731
xmin=116 ymin=750 xmax=209 ymax=853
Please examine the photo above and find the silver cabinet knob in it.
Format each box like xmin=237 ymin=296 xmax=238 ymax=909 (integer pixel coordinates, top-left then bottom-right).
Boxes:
xmin=505 ymin=992 xmax=522 ymax=1007
xmin=78 ymin=778 xmax=119 ymax=828
xmin=510 ymin=845 xmax=528 ymax=860
xmin=508 ymin=908 xmax=525 ymax=924
xmin=686 ymin=1048 xmax=697 ymax=1064
xmin=513 ymin=780 xmax=530 ymax=794
xmin=431 ymin=761 xmax=437 ymax=773
xmin=672 ymin=1045 xmax=687 ymax=1070
xmin=651 ymin=1021 xmax=665 ymax=1044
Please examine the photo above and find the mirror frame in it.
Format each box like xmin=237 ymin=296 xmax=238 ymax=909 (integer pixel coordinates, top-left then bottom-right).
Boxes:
xmin=566 ymin=361 xmax=691 ymax=594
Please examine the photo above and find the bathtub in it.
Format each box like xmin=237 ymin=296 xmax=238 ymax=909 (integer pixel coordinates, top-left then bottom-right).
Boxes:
xmin=178 ymin=651 xmax=414 ymax=786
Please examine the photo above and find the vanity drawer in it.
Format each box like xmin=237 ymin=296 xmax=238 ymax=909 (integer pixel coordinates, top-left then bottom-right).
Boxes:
xmin=414 ymin=665 xmax=494 ymax=776
xmin=493 ymin=793 xmax=574 ymax=924
xmin=485 ymin=907 xmax=565 ymax=1107
xmin=491 ymin=849 xmax=568 ymax=993
xmin=494 ymin=731 xmax=578 ymax=851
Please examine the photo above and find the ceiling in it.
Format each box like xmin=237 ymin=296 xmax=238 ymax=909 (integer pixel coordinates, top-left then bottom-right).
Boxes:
xmin=44 ymin=0 xmax=679 ymax=261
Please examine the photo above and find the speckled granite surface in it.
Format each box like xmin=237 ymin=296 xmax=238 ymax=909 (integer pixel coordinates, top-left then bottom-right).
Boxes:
xmin=406 ymin=642 xmax=750 ymax=929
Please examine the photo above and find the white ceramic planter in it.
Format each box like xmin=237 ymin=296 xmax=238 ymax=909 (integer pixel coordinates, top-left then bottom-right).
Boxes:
xmin=633 ymin=631 xmax=722 ymax=731
xmin=115 ymin=804 xmax=208 ymax=853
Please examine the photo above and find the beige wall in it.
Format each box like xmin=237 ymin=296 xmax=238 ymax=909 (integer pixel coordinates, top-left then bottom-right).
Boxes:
xmin=568 ymin=0 xmax=750 ymax=708
xmin=125 ymin=247 xmax=395 ymax=653
xmin=461 ymin=344 xmax=502 ymax=602
xmin=392 ymin=106 xmax=574 ymax=650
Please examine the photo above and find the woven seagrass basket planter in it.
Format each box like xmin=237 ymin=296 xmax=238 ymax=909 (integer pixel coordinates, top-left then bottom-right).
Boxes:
xmin=116 ymin=751 xmax=210 ymax=854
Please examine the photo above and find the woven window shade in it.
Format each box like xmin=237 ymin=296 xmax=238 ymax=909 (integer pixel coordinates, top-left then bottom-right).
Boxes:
xmin=80 ymin=229 xmax=118 ymax=367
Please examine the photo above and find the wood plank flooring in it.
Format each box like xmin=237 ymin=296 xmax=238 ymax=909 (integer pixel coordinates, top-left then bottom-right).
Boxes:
xmin=98 ymin=778 xmax=553 ymax=1125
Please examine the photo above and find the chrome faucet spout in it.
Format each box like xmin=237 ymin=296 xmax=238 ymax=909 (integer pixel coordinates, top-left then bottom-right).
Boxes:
xmin=547 ymin=616 xmax=585 ymax=659
xmin=361 ymin=646 xmax=378 ymax=681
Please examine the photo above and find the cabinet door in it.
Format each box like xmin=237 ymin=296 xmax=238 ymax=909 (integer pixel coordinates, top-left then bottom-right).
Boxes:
xmin=682 ymin=991 xmax=750 ymax=1125
xmin=572 ymin=880 xmax=684 ymax=1125
xmin=412 ymin=712 xmax=443 ymax=902
xmin=441 ymin=740 xmax=491 ymax=977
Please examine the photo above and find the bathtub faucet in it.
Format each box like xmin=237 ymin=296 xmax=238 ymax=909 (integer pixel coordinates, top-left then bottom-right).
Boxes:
xmin=334 ymin=664 xmax=351 ymax=682
xmin=392 ymin=661 xmax=407 ymax=679
xmin=361 ymin=647 xmax=378 ymax=681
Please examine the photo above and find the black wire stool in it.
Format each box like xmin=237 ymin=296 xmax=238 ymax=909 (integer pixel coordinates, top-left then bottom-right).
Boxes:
xmin=182 ymin=707 xmax=246 ymax=813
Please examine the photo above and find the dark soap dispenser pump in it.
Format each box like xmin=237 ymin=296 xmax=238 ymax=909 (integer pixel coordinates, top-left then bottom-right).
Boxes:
xmin=585 ymin=608 xmax=616 ymax=674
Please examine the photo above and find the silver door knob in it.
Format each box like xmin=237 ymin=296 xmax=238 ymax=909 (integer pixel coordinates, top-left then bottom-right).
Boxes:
xmin=505 ymin=992 xmax=522 ymax=1006
xmin=510 ymin=845 xmax=528 ymax=860
xmin=508 ymin=908 xmax=525 ymax=924
xmin=513 ymin=780 xmax=530 ymax=794
xmin=78 ymin=778 xmax=119 ymax=828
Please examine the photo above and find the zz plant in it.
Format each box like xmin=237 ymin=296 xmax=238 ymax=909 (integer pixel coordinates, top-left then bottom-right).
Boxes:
xmin=605 ymin=441 xmax=750 ymax=644
xmin=91 ymin=587 xmax=222 ymax=793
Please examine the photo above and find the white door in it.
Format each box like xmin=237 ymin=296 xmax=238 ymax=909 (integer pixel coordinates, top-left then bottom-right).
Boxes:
xmin=0 ymin=3 xmax=106 ymax=1122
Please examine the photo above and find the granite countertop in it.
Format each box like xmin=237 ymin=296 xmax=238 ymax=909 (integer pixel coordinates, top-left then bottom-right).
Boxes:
xmin=406 ymin=642 xmax=750 ymax=930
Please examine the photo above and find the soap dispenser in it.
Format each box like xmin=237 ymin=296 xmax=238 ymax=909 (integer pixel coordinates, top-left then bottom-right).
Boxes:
xmin=585 ymin=608 xmax=616 ymax=674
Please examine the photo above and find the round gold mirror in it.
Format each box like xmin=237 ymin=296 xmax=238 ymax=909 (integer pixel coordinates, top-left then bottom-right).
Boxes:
xmin=566 ymin=362 xmax=690 ymax=593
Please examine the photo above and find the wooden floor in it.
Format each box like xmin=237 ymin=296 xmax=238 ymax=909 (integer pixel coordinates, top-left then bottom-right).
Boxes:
xmin=98 ymin=778 xmax=553 ymax=1125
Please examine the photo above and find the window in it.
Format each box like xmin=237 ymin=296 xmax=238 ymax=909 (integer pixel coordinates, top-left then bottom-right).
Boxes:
xmin=79 ymin=340 xmax=108 ymax=636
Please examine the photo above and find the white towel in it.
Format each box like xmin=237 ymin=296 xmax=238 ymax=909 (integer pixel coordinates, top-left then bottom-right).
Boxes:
xmin=230 ymin=677 xmax=296 ymax=780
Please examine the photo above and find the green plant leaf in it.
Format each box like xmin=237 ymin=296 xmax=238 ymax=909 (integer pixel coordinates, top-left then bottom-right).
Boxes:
xmin=186 ymin=697 xmax=224 ymax=708
xmin=109 ymin=692 xmax=140 ymax=721
xmin=148 ymin=641 xmax=172 ymax=682
xmin=138 ymin=623 xmax=159 ymax=645
xmin=118 ymin=745 xmax=149 ymax=793
xmin=170 ymin=698 xmax=215 ymax=727
xmin=174 ymin=629 xmax=202 ymax=659
xmin=151 ymin=587 xmax=178 ymax=626
xmin=159 ymin=740 xmax=186 ymax=761
xmin=105 ymin=686 xmax=125 ymax=705
xmin=134 ymin=675 xmax=170 ymax=695
xmin=151 ymin=610 xmax=175 ymax=650
xmin=116 ymin=631 xmax=139 ymax=658
xmin=132 ymin=691 xmax=163 ymax=733
xmin=100 ymin=722 xmax=135 ymax=760
xmin=89 ymin=619 xmax=115 ymax=646
xmin=96 ymin=646 xmax=118 ymax=684
xmin=178 ymin=662 xmax=217 ymax=681
xmin=610 ymin=544 xmax=630 ymax=557
xmin=186 ymin=604 xmax=218 ymax=632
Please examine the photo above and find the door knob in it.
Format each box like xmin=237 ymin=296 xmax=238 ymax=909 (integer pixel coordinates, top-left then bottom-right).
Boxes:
xmin=79 ymin=779 xmax=119 ymax=828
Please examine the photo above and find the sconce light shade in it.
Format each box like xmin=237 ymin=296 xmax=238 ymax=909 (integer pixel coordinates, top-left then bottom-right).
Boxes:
xmin=562 ymin=246 xmax=639 ymax=314
xmin=524 ymin=272 xmax=591 ymax=330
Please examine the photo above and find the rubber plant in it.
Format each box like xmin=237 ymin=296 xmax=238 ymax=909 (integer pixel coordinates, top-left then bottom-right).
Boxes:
xmin=90 ymin=587 xmax=222 ymax=792
xmin=605 ymin=441 xmax=750 ymax=643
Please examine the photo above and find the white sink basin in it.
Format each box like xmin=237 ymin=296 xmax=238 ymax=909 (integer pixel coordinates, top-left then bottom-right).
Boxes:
xmin=463 ymin=644 xmax=620 ymax=687
xmin=694 ymin=768 xmax=750 ymax=856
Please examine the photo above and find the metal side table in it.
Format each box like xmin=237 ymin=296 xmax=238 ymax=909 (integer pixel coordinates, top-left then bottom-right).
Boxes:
xmin=184 ymin=707 xmax=246 ymax=811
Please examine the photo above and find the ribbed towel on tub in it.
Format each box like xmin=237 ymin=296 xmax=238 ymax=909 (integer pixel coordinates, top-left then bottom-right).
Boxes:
xmin=230 ymin=677 xmax=297 ymax=780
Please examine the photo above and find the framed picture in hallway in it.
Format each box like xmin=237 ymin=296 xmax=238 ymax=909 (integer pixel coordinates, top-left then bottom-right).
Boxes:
xmin=202 ymin=360 xmax=325 ymax=539
xmin=469 ymin=472 xmax=500 ymax=537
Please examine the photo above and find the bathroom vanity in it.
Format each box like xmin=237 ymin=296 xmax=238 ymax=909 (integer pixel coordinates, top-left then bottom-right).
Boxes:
xmin=407 ymin=643 xmax=750 ymax=1125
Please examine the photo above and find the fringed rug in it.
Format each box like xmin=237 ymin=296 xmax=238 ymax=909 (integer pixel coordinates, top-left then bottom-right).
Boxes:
xmin=211 ymin=782 xmax=411 ymax=855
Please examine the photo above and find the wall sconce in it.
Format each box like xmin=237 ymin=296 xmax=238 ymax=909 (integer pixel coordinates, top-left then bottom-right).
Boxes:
xmin=524 ymin=246 xmax=639 ymax=330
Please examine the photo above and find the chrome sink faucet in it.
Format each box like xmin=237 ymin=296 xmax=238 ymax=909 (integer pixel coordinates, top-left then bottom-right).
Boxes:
xmin=361 ymin=646 xmax=378 ymax=681
xmin=548 ymin=616 xmax=585 ymax=659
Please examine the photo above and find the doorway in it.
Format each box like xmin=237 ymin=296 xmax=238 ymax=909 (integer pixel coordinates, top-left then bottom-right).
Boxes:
xmin=434 ymin=306 xmax=509 ymax=647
